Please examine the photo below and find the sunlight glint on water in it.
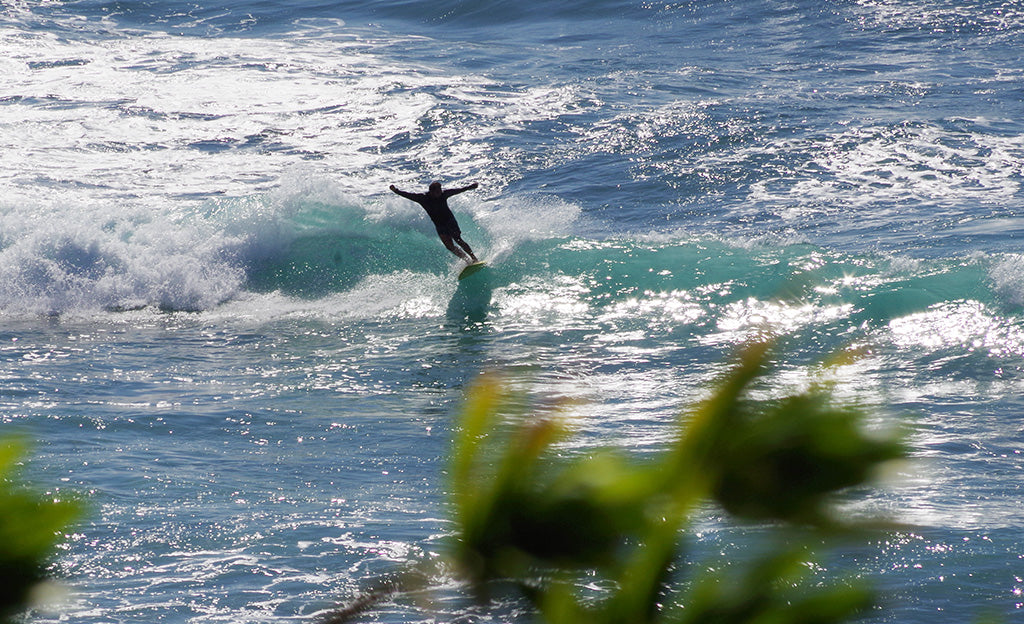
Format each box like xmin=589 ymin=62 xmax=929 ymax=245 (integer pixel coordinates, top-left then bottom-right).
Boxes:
xmin=3 ymin=1 xmax=1024 ymax=622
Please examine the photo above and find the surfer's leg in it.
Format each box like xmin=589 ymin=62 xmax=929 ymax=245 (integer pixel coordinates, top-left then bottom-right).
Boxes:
xmin=439 ymin=234 xmax=470 ymax=261
xmin=453 ymin=235 xmax=478 ymax=263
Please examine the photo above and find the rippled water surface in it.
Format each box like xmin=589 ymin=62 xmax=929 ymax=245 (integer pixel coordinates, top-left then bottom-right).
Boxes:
xmin=4 ymin=1 xmax=1024 ymax=622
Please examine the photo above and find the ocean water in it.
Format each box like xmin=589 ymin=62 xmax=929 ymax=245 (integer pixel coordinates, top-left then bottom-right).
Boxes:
xmin=3 ymin=0 xmax=1024 ymax=621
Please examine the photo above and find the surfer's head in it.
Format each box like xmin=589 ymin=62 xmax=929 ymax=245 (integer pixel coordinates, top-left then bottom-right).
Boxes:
xmin=428 ymin=181 xmax=442 ymax=196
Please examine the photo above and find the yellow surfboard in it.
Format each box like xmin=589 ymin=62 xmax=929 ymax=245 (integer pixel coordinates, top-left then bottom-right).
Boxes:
xmin=458 ymin=261 xmax=486 ymax=280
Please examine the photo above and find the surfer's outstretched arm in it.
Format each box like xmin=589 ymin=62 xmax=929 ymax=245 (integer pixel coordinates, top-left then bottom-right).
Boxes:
xmin=389 ymin=185 xmax=419 ymax=200
xmin=443 ymin=182 xmax=478 ymax=198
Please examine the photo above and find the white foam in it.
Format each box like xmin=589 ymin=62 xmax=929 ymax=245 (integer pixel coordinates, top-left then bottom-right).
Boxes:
xmin=0 ymin=13 xmax=613 ymax=220
xmin=853 ymin=0 xmax=1024 ymax=36
xmin=198 ymin=270 xmax=453 ymax=326
xmin=747 ymin=122 xmax=1024 ymax=211
xmin=0 ymin=199 xmax=246 ymax=315
xmin=0 ymin=25 xmax=486 ymax=207
xmin=471 ymin=194 xmax=581 ymax=266
xmin=320 ymin=270 xmax=454 ymax=320
xmin=990 ymin=254 xmax=1024 ymax=307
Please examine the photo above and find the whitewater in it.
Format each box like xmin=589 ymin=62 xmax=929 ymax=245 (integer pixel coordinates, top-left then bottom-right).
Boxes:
xmin=3 ymin=1 xmax=1024 ymax=622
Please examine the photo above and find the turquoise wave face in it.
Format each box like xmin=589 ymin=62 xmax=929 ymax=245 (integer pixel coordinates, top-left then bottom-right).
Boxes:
xmin=479 ymin=237 xmax=1005 ymax=346
xmin=244 ymin=201 xmax=1007 ymax=325
xmin=232 ymin=195 xmax=1024 ymax=376
xmin=244 ymin=220 xmax=450 ymax=299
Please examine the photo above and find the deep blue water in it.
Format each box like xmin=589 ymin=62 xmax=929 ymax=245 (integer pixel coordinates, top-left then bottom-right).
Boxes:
xmin=3 ymin=1 xmax=1024 ymax=622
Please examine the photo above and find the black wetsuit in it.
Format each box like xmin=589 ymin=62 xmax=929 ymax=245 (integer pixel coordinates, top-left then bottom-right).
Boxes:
xmin=392 ymin=187 xmax=472 ymax=236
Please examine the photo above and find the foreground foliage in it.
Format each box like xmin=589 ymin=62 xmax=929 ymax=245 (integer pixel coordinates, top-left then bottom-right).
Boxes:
xmin=0 ymin=438 xmax=80 ymax=624
xmin=324 ymin=341 xmax=905 ymax=623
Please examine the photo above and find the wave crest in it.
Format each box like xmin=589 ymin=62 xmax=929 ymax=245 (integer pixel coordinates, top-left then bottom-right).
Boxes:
xmin=0 ymin=202 xmax=246 ymax=315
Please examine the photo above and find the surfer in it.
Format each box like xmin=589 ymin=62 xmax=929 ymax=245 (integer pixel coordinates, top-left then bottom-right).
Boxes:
xmin=390 ymin=181 xmax=480 ymax=263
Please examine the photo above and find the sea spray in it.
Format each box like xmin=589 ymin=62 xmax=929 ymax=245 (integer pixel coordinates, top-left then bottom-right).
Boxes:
xmin=989 ymin=254 xmax=1024 ymax=308
xmin=0 ymin=200 xmax=245 ymax=314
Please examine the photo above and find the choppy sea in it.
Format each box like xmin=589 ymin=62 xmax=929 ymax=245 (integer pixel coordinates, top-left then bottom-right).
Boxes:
xmin=3 ymin=1 xmax=1024 ymax=621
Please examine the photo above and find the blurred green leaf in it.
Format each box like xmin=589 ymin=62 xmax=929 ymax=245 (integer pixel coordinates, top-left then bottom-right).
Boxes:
xmin=709 ymin=392 xmax=904 ymax=525
xmin=673 ymin=342 xmax=904 ymax=526
xmin=0 ymin=437 xmax=80 ymax=624
xmin=338 ymin=339 xmax=906 ymax=624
